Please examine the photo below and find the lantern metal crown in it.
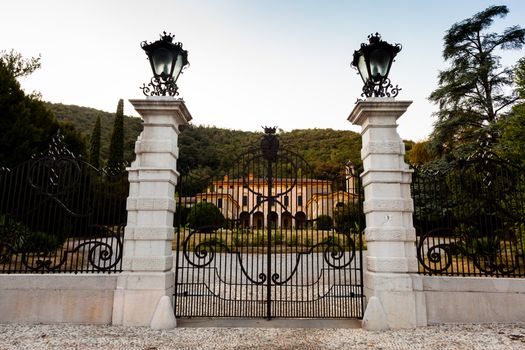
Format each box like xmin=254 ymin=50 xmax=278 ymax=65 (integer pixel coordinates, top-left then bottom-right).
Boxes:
xmin=140 ymin=31 xmax=189 ymax=96
xmin=351 ymin=33 xmax=402 ymax=98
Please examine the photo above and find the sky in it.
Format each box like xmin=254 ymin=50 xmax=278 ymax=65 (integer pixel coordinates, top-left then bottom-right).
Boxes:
xmin=2 ymin=0 xmax=524 ymax=141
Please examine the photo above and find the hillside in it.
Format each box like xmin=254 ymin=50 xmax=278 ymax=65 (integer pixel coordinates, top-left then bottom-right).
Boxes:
xmin=45 ymin=102 xmax=367 ymax=178
xmin=46 ymin=102 xmax=143 ymax=164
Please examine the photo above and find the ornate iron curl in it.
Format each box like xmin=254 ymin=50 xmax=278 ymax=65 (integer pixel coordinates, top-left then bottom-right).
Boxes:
xmin=15 ymin=225 xmax=124 ymax=273
xmin=361 ymin=78 xmax=401 ymax=98
xmin=182 ymin=227 xmax=230 ymax=268
xmin=269 ymin=235 xmax=356 ymax=286
xmin=417 ymin=230 xmax=520 ymax=275
xmin=314 ymin=234 xmax=356 ymax=269
xmin=141 ymin=76 xmax=179 ymax=97
xmin=0 ymin=241 xmax=16 ymax=264
xmin=236 ymin=253 xmax=267 ymax=285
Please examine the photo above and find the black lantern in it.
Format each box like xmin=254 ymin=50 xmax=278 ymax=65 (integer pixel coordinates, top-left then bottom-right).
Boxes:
xmin=140 ymin=32 xmax=189 ymax=96
xmin=351 ymin=33 xmax=401 ymax=98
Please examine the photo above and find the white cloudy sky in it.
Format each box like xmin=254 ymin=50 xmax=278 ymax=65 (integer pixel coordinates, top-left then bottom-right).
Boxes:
xmin=2 ymin=0 xmax=524 ymax=141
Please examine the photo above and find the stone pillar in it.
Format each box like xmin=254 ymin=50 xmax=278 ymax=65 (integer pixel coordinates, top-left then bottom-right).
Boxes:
xmin=348 ymin=97 xmax=426 ymax=330
xmin=112 ymin=97 xmax=191 ymax=328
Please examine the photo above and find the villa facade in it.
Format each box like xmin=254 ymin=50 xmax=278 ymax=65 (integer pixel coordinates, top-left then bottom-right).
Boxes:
xmin=193 ymin=162 xmax=358 ymax=229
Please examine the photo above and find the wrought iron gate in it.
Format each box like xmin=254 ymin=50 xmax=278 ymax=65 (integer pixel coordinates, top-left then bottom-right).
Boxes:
xmin=174 ymin=128 xmax=364 ymax=318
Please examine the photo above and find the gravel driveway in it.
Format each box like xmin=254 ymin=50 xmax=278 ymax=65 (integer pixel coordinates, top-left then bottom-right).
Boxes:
xmin=0 ymin=323 xmax=524 ymax=349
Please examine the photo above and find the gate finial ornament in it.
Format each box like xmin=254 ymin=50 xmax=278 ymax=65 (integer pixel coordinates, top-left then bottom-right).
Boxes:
xmin=261 ymin=126 xmax=279 ymax=162
xmin=263 ymin=126 xmax=277 ymax=135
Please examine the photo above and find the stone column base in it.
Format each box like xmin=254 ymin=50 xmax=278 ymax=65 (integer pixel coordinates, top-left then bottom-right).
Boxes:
xmin=364 ymin=271 xmax=427 ymax=329
xmin=112 ymin=271 xmax=174 ymax=327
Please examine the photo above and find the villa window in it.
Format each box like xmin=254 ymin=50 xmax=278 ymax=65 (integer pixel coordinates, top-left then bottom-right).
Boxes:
xmin=218 ymin=198 xmax=223 ymax=208
xmin=284 ymin=196 xmax=289 ymax=206
xmin=298 ymin=195 xmax=303 ymax=206
xmin=242 ymin=195 xmax=248 ymax=206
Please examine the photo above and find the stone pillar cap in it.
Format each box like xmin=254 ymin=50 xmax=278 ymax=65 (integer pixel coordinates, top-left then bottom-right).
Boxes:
xmin=129 ymin=97 xmax=192 ymax=123
xmin=348 ymin=98 xmax=412 ymax=126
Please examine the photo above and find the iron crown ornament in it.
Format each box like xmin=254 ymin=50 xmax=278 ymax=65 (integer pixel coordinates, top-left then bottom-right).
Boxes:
xmin=140 ymin=32 xmax=189 ymax=97
xmin=351 ymin=33 xmax=402 ymax=98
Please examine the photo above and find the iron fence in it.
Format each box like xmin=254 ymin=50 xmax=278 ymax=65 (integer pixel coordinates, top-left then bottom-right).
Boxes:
xmin=412 ymin=161 xmax=525 ymax=277
xmin=0 ymin=133 xmax=127 ymax=274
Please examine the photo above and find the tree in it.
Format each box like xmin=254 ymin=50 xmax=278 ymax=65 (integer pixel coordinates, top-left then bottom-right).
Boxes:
xmin=496 ymin=58 xmax=525 ymax=167
xmin=406 ymin=141 xmax=436 ymax=166
xmin=186 ymin=202 xmax=224 ymax=230
xmin=89 ymin=116 xmax=102 ymax=168
xmin=59 ymin=121 xmax=87 ymax=158
xmin=107 ymin=99 xmax=124 ymax=170
xmin=0 ymin=49 xmax=41 ymax=78
xmin=516 ymin=57 xmax=525 ymax=99
xmin=315 ymin=215 xmax=333 ymax=230
xmin=0 ymin=61 xmax=58 ymax=167
xmin=428 ymin=5 xmax=525 ymax=160
xmin=334 ymin=201 xmax=362 ymax=233
xmin=0 ymin=53 xmax=86 ymax=167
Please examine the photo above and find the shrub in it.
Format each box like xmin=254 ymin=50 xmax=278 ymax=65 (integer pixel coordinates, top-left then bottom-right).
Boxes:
xmin=334 ymin=201 xmax=362 ymax=233
xmin=272 ymin=230 xmax=283 ymax=244
xmin=186 ymin=202 xmax=224 ymax=230
xmin=252 ymin=233 xmax=265 ymax=246
xmin=174 ymin=205 xmax=191 ymax=228
xmin=287 ymin=235 xmax=299 ymax=246
xmin=20 ymin=231 xmax=64 ymax=253
xmin=198 ymin=236 xmax=228 ymax=252
xmin=316 ymin=215 xmax=333 ymax=230
xmin=320 ymin=235 xmax=340 ymax=246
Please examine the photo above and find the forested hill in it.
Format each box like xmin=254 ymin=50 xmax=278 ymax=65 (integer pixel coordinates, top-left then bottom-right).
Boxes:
xmin=46 ymin=102 xmax=143 ymax=164
xmin=177 ymin=126 xmax=363 ymax=179
xmin=45 ymin=102 xmax=371 ymax=178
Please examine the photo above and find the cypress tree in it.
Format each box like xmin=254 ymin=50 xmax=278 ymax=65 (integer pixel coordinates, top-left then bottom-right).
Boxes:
xmin=89 ymin=116 xmax=101 ymax=168
xmin=107 ymin=99 xmax=124 ymax=170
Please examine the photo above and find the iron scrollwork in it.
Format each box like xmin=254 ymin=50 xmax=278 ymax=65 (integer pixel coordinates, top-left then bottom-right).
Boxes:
xmin=361 ymin=78 xmax=401 ymax=98
xmin=417 ymin=228 xmax=521 ymax=276
xmin=0 ymin=131 xmax=127 ymax=274
xmin=180 ymin=127 xmax=358 ymax=286
xmin=140 ymin=76 xmax=179 ymax=97
xmin=0 ymin=221 xmax=125 ymax=273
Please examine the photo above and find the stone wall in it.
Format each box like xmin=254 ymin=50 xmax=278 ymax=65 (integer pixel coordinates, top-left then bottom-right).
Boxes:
xmin=0 ymin=274 xmax=117 ymax=324
xmin=423 ymin=276 xmax=525 ymax=324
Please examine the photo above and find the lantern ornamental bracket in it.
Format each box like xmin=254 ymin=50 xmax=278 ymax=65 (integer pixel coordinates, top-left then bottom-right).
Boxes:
xmin=351 ymin=33 xmax=402 ymax=98
xmin=140 ymin=31 xmax=189 ymax=97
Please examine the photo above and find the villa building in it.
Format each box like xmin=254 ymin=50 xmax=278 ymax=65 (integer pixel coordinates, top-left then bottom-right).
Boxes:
xmin=192 ymin=162 xmax=358 ymax=229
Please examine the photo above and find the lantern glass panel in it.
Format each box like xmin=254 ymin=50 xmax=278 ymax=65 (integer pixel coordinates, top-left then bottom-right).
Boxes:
xmin=357 ymin=54 xmax=369 ymax=83
xmin=369 ymin=48 xmax=391 ymax=81
xmin=172 ymin=54 xmax=184 ymax=81
xmin=151 ymin=47 xmax=175 ymax=78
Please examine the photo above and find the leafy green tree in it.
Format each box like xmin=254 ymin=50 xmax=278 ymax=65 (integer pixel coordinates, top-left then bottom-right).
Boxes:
xmin=406 ymin=141 xmax=436 ymax=166
xmin=0 ymin=49 xmax=41 ymax=78
xmin=334 ymin=202 xmax=362 ymax=233
xmin=496 ymin=58 xmax=525 ymax=167
xmin=186 ymin=202 xmax=224 ymax=230
xmin=428 ymin=5 xmax=525 ymax=160
xmin=315 ymin=215 xmax=333 ymax=230
xmin=59 ymin=121 xmax=87 ymax=158
xmin=107 ymin=99 xmax=125 ymax=170
xmin=516 ymin=57 xmax=525 ymax=99
xmin=0 ymin=61 xmax=58 ymax=167
xmin=0 ymin=54 xmax=86 ymax=167
xmin=89 ymin=116 xmax=102 ymax=168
